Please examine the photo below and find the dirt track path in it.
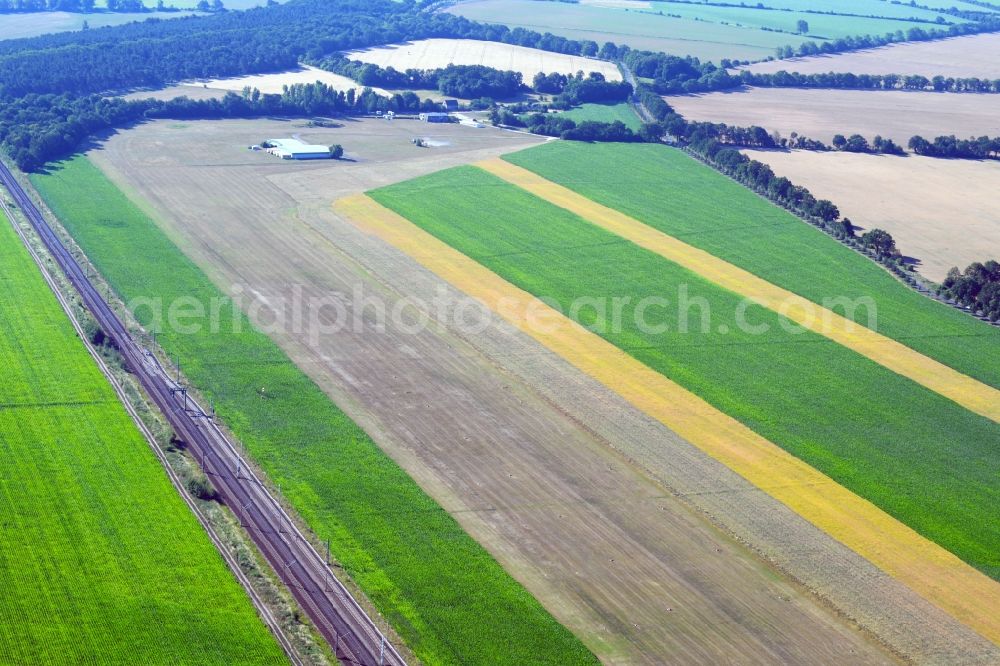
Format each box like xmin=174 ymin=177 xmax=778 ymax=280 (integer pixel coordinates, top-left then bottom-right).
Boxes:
xmin=86 ymin=118 xmax=991 ymax=664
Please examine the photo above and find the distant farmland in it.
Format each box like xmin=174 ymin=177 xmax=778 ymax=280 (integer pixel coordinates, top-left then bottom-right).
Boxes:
xmin=344 ymin=38 xmax=621 ymax=83
xmin=445 ymin=0 xmax=950 ymax=62
xmin=369 ymin=157 xmax=1000 ymax=584
xmin=665 ymin=86 xmax=1000 ymax=145
xmin=557 ymin=102 xmax=642 ymax=130
xmin=0 ymin=212 xmax=284 ymax=664
xmin=742 ymin=148 xmax=1000 ymax=282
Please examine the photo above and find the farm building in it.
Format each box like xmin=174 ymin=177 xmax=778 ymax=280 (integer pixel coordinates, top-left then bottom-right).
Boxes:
xmin=442 ymin=99 xmax=459 ymax=111
xmin=264 ymin=138 xmax=332 ymax=160
xmin=419 ymin=112 xmax=451 ymax=123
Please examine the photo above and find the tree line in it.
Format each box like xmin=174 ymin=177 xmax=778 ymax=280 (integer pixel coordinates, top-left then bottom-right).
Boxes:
xmin=908 ymin=134 xmax=1000 ymax=159
xmin=0 ymin=82 xmax=444 ymax=170
xmin=773 ymin=17 xmax=1000 ymax=59
xmin=0 ymin=0 xmax=641 ymax=168
xmin=742 ymin=71 xmax=1000 ymax=94
xmin=940 ymin=262 xmax=1000 ymax=322
xmin=306 ymin=56 xmax=527 ymax=99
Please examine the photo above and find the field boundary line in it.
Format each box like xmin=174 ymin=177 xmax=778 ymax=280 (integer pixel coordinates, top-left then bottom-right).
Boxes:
xmin=476 ymin=157 xmax=1000 ymax=424
xmin=334 ymin=192 xmax=1000 ymax=648
xmin=0 ymin=199 xmax=305 ymax=666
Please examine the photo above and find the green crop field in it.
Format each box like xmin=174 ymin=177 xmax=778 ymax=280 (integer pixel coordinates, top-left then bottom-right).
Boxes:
xmin=29 ymin=156 xmax=599 ymax=666
xmin=446 ymin=0 xmax=952 ymax=62
xmin=0 ymin=211 xmax=284 ymax=664
xmin=370 ymin=164 xmax=1000 ymax=580
xmin=447 ymin=0 xmax=796 ymax=62
xmin=557 ymin=102 xmax=642 ymax=131
xmin=505 ymin=142 xmax=1000 ymax=390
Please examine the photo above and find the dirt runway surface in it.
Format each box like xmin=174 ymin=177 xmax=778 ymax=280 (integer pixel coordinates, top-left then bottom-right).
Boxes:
xmin=666 ymin=86 xmax=1000 ymax=145
xmin=741 ymin=33 xmax=1000 ymax=79
xmin=87 ymin=118 xmax=993 ymax=664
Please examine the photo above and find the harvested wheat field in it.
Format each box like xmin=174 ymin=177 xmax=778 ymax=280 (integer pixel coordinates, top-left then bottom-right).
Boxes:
xmin=175 ymin=65 xmax=389 ymax=97
xmin=742 ymin=32 xmax=1000 ymax=78
xmin=667 ymin=86 xmax=1000 ymax=144
xmin=81 ymin=117 xmax=1000 ymax=664
xmin=344 ymin=38 xmax=622 ymax=83
xmin=743 ymin=148 xmax=1000 ymax=282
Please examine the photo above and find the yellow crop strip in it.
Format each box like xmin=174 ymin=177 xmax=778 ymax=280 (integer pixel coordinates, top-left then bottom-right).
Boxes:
xmin=335 ymin=192 xmax=1000 ymax=646
xmin=476 ymin=157 xmax=1000 ymax=425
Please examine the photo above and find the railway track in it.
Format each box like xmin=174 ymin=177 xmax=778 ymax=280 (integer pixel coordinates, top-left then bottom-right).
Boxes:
xmin=0 ymin=161 xmax=405 ymax=666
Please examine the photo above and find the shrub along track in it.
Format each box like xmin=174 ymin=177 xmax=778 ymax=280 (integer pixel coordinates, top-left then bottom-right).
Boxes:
xmin=336 ymin=189 xmax=1000 ymax=653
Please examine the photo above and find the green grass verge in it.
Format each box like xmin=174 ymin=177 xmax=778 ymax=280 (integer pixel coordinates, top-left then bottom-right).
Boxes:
xmin=557 ymin=103 xmax=642 ymax=131
xmin=0 ymin=211 xmax=285 ymax=664
xmin=29 ymin=155 xmax=598 ymax=666
xmin=369 ymin=165 xmax=1000 ymax=580
xmin=504 ymin=142 xmax=1000 ymax=390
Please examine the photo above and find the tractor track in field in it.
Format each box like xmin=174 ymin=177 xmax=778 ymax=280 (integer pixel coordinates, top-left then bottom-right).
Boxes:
xmin=0 ymin=160 xmax=405 ymax=666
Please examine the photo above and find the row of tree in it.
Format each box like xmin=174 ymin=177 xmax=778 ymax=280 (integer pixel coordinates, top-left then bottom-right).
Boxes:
xmin=634 ymin=91 xmax=910 ymax=271
xmin=940 ymin=262 xmax=1000 ymax=321
xmin=908 ymin=134 xmax=1000 ymax=159
xmin=308 ymin=57 xmax=527 ymax=99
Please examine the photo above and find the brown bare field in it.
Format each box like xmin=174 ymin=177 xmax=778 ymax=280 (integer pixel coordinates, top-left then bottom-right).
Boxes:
xmin=85 ymin=118 xmax=998 ymax=664
xmin=344 ymin=38 xmax=622 ymax=83
xmin=742 ymin=33 xmax=1000 ymax=78
xmin=667 ymin=86 xmax=1000 ymax=144
xmin=743 ymin=148 xmax=1000 ymax=282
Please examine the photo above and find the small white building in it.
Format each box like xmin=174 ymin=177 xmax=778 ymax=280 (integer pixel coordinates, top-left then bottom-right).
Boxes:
xmin=265 ymin=138 xmax=332 ymax=160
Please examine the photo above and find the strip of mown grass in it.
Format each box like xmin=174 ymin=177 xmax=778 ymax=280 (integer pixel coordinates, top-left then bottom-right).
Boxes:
xmin=0 ymin=211 xmax=285 ymax=664
xmin=369 ymin=165 xmax=1000 ymax=580
xmin=29 ymin=155 xmax=599 ymax=666
xmin=504 ymin=142 xmax=1000 ymax=390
